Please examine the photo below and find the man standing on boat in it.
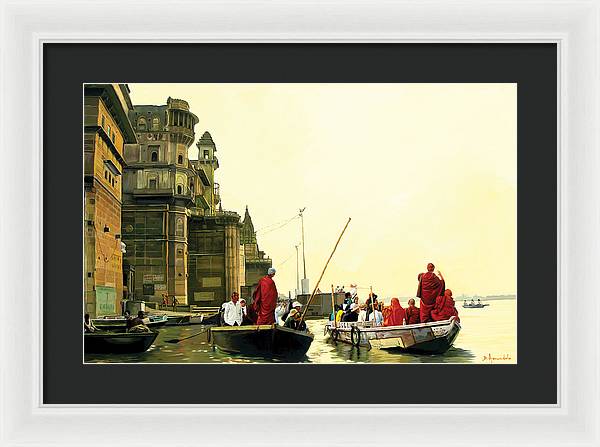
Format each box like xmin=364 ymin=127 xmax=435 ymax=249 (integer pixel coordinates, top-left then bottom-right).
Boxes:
xmin=222 ymin=292 xmax=243 ymax=326
xmin=252 ymin=267 xmax=279 ymax=325
xmin=416 ymin=263 xmax=445 ymax=323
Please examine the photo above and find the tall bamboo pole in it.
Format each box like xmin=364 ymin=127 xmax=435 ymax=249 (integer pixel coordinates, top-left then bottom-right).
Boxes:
xmin=331 ymin=284 xmax=337 ymax=328
xmin=299 ymin=218 xmax=351 ymax=322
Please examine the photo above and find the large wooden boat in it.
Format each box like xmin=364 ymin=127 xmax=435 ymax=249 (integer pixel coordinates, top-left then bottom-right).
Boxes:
xmin=209 ymin=324 xmax=314 ymax=360
xmin=84 ymin=331 xmax=158 ymax=354
xmin=325 ymin=317 xmax=460 ymax=354
xmin=92 ymin=314 xmax=168 ymax=330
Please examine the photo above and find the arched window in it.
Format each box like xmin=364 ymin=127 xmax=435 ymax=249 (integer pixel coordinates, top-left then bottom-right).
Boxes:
xmin=178 ymin=154 xmax=183 ymax=164
xmin=151 ymin=151 xmax=158 ymax=162
xmin=151 ymin=116 xmax=160 ymax=130
xmin=189 ymin=181 xmax=194 ymax=192
xmin=177 ymin=185 xmax=183 ymax=195
xmin=137 ymin=117 xmax=147 ymax=131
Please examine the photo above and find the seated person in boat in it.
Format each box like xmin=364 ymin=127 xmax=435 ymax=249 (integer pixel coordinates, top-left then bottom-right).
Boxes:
xmin=335 ymin=305 xmax=344 ymax=324
xmin=342 ymin=292 xmax=353 ymax=311
xmin=330 ymin=304 xmax=342 ymax=321
xmin=382 ymin=298 xmax=406 ymax=327
xmin=252 ymin=267 xmax=279 ymax=325
xmin=417 ymin=263 xmax=445 ymax=323
xmin=84 ymin=314 xmax=98 ymax=333
xmin=368 ymin=302 xmax=384 ymax=326
xmin=357 ymin=304 xmax=368 ymax=323
xmin=275 ymin=298 xmax=289 ymax=326
xmin=364 ymin=293 xmax=378 ymax=321
xmin=283 ymin=309 xmax=307 ymax=331
xmin=222 ymin=292 xmax=243 ymax=326
xmin=405 ymin=298 xmax=420 ymax=324
xmin=431 ymin=289 xmax=460 ymax=322
xmin=127 ymin=311 xmax=151 ymax=332
xmin=342 ymin=303 xmax=360 ymax=322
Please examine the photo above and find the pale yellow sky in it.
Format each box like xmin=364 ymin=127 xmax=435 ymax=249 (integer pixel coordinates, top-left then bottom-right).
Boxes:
xmin=129 ymin=83 xmax=517 ymax=299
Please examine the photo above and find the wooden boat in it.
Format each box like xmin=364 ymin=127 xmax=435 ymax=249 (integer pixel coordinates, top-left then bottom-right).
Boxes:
xmin=325 ymin=317 xmax=460 ymax=354
xmin=92 ymin=314 xmax=168 ymax=330
xmin=462 ymin=302 xmax=489 ymax=308
xmin=209 ymin=324 xmax=314 ymax=360
xmin=84 ymin=331 xmax=158 ymax=354
xmin=165 ymin=315 xmax=191 ymax=326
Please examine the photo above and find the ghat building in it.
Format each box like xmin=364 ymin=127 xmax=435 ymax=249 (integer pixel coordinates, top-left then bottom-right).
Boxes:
xmin=120 ymin=96 xmax=271 ymax=307
xmin=84 ymin=84 xmax=137 ymax=317
xmin=240 ymin=206 xmax=273 ymax=298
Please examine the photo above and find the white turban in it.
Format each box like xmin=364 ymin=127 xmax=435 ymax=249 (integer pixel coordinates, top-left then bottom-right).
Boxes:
xmin=267 ymin=267 xmax=276 ymax=275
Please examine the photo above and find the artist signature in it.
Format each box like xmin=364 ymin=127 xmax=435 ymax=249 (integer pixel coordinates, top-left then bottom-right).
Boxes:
xmin=482 ymin=353 xmax=512 ymax=363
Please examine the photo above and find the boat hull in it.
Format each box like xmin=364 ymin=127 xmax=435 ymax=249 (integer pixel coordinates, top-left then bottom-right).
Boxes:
xmin=84 ymin=331 xmax=158 ymax=354
xmin=326 ymin=318 xmax=460 ymax=355
xmin=210 ymin=325 xmax=314 ymax=360
xmin=462 ymin=303 xmax=489 ymax=308
xmin=92 ymin=315 xmax=168 ymax=330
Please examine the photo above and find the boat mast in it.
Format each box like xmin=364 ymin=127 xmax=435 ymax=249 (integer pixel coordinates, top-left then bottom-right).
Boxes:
xmin=299 ymin=207 xmax=307 ymax=288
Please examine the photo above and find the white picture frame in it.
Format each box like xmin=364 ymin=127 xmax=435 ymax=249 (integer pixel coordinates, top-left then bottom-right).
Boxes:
xmin=1 ymin=0 xmax=599 ymax=445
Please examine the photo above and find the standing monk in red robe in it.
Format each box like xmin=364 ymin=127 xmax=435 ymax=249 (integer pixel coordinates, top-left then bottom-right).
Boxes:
xmin=431 ymin=289 xmax=460 ymax=322
xmin=405 ymin=298 xmax=420 ymax=325
xmin=252 ymin=267 xmax=278 ymax=325
xmin=416 ymin=263 xmax=445 ymax=323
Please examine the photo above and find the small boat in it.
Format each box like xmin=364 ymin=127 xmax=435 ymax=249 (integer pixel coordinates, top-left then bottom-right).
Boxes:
xmin=325 ymin=318 xmax=460 ymax=354
xmin=84 ymin=331 xmax=158 ymax=354
xmin=209 ymin=324 xmax=314 ymax=360
xmin=92 ymin=314 xmax=168 ymax=330
xmin=165 ymin=315 xmax=191 ymax=326
xmin=462 ymin=301 xmax=489 ymax=308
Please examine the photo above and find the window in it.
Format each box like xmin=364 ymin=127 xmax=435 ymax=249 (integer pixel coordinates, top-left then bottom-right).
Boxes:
xmin=151 ymin=151 xmax=158 ymax=162
xmin=178 ymin=154 xmax=183 ymax=164
xmin=137 ymin=117 xmax=146 ymax=131
xmin=149 ymin=178 xmax=157 ymax=189
xmin=104 ymin=170 xmax=108 ymax=179
xmin=189 ymin=182 xmax=194 ymax=192
xmin=107 ymin=124 xmax=111 ymax=137
xmin=177 ymin=185 xmax=183 ymax=195
xmin=101 ymin=115 xmax=105 ymax=129
xmin=151 ymin=116 xmax=160 ymax=130
xmin=203 ymin=150 xmax=210 ymax=160
xmin=111 ymin=132 xmax=115 ymax=143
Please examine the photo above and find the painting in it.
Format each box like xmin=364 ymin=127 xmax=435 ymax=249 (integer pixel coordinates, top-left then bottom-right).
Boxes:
xmin=83 ymin=83 xmax=516 ymax=364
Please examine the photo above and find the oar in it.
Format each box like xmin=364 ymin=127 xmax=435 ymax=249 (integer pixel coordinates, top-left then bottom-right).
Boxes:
xmin=299 ymin=217 xmax=351 ymax=323
xmin=165 ymin=327 xmax=210 ymax=344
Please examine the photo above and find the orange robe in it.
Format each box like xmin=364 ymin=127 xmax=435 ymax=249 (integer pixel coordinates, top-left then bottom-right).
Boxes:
xmin=431 ymin=291 xmax=460 ymax=322
xmin=252 ymin=275 xmax=278 ymax=325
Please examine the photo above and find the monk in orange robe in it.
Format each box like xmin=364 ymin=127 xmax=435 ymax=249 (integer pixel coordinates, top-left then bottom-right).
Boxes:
xmin=405 ymin=298 xmax=420 ymax=325
xmin=252 ymin=268 xmax=278 ymax=325
xmin=383 ymin=298 xmax=406 ymax=326
xmin=416 ymin=263 xmax=445 ymax=323
xmin=431 ymin=289 xmax=460 ymax=322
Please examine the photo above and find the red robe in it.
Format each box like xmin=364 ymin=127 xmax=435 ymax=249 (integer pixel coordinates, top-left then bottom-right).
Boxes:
xmin=383 ymin=298 xmax=406 ymax=327
xmin=431 ymin=292 xmax=460 ymax=322
xmin=405 ymin=305 xmax=420 ymax=325
xmin=417 ymin=272 xmax=444 ymax=323
xmin=252 ymin=275 xmax=278 ymax=325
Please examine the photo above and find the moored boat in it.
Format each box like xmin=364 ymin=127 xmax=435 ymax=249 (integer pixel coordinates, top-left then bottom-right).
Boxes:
xmin=92 ymin=314 xmax=168 ymax=330
xmin=325 ymin=318 xmax=460 ymax=354
xmin=84 ymin=331 xmax=158 ymax=354
xmin=209 ymin=324 xmax=314 ymax=360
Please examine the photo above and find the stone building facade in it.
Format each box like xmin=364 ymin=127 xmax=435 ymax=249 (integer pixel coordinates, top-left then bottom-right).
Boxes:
xmin=118 ymin=95 xmax=271 ymax=308
xmin=121 ymin=97 xmax=202 ymax=305
xmin=84 ymin=84 xmax=137 ymax=317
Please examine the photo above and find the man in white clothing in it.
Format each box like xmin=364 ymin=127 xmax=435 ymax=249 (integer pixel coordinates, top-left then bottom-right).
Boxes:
xmin=222 ymin=292 xmax=243 ymax=326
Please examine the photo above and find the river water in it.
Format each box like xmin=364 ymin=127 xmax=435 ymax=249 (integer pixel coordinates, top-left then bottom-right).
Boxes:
xmin=85 ymin=299 xmax=516 ymax=364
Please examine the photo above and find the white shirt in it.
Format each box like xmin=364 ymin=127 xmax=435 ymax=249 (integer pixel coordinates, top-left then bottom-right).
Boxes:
xmin=222 ymin=300 xmax=243 ymax=326
xmin=274 ymin=304 xmax=287 ymax=325
xmin=358 ymin=310 xmax=367 ymax=322
xmin=368 ymin=310 xmax=384 ymax=325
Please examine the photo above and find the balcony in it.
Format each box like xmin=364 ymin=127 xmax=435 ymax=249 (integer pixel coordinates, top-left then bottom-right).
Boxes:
xmin=132 ymin=188 xmax=173 ymax=197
